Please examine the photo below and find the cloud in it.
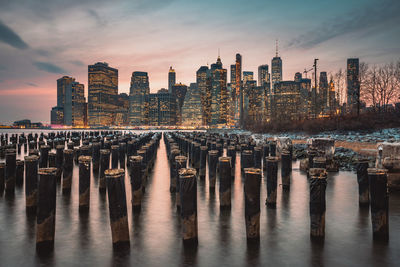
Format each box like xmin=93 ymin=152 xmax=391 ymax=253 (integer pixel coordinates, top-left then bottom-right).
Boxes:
xmin=26 ymin=82 xmax=38 ymax=87
xmin=0 ymin=19 xmax=29 ymax=49
xmin=288 ymin=0 xmax=400 ymax=49
xmin=33 ymin=61 xmax=67 ymax=74
xmin=69 ymin=60 xmax=85 ymax=66
xmin=87 ymin=9 xmax=107 ymax=26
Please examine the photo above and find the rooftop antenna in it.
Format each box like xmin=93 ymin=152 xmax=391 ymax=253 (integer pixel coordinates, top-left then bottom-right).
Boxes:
xmin=218 ymin=48 xmax=220 ymax=59
xmin=275 ymin=39 xmax=278 ymax=57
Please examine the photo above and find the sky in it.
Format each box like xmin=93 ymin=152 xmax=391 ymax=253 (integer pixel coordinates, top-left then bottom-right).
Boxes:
xmin=0 ymin=0 xmax=399 ymax=124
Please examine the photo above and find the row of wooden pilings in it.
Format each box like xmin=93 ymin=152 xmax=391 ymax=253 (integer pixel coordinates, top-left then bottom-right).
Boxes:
xmin=162 ymin=131 xmax=391 ymax=245
xmin=0 ymin=131 xmax=162 ymax=254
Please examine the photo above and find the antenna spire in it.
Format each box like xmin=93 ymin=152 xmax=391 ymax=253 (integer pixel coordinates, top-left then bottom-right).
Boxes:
xmin=218 ymin=48 xmax=220 ymax=59
xmin=275 ymin=39 xmax=279 ymax=57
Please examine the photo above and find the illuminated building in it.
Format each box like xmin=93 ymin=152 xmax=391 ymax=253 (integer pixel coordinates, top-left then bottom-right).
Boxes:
xmin=182 ymin=83 xmax=202 ymax=126
xmin=243 ymin=71 xmax=254 ymax=83
xmin=64 ymin=81 xmax=85 ymax=127
xmin=233 ymin=54 xmax=242 ymax=125
xmin=258 ymin=64 xmax=270 ymax=87
xmin=243 ymin=81 xmax=264 ymax=124
xmin=57 ymin=76 xmax=75 ymax=109
xmin=210 ymin=56 xmax=228 ymax=126
xmin=319 ymin=71 xmax=328 ymax=110
xmin=271 ymin=41 xmax=282 ymax=90
xmin=115 ymin=93 xmax=129 ymax=126
xmin=50 ymin=106 xmax=64 ymax=125
xmin=168 ymin=66 xmax=176 ymax=93
xmin=347 ymin=58 xmax=360 ymax=112
xmin=328 ymin=77 xmax=336 ymax=111
xmin=171 ymin=83 xmax=187 ymax=125
xmin=129 ymin=71 xmax=150 ymax=125
xmin=148 ymin=89 xmax=177 ymax=126
xmin=196 ymin=66 xmax=211 ymax=125
xmin=270 ymin=81 xmax=302 ymax=121
xmin=88 ymin=62 xmax=118 ymax=126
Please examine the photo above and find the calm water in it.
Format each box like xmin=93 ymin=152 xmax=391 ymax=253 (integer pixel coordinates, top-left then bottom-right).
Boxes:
xmin=0 ymin=130 xmax=400 ymax=267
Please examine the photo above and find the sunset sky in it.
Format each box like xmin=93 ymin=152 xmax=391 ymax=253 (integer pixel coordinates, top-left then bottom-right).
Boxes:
xmin=0 ymin=0 xmax=399 ymax=124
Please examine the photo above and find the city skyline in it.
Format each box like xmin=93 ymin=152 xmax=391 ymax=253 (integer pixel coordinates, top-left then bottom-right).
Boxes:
xmin=0 ymin=0 xmax=400 ymax=124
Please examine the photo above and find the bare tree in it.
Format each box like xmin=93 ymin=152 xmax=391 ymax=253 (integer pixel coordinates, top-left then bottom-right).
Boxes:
xmin=363 ymin=65 xmax=379 ymax=111
xmin=376 ymin=63 xmax=398 ymax=112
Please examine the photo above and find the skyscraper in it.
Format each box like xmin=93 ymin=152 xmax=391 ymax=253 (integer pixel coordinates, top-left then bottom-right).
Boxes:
xmin=129 ymin=71 xmax=150 ymax=125
xmin=234 ymin=54 xmax=242 ymax=126
xmin=271 ymin=41 xmax=282 ymax=90
xmin=197 ymin=66 xmax=211 ymax=125
xmin=319 ymin=71 xmax=328 ymax=110
xmin=182 ymin=83 xmax=203 ymax=126
xmin=88 ymin=62 xmax=118 ymax=126
xmin=243 ymin=71 xmax=254 ymax=83
xmin=210 ymin=56 xmax=228 ymax=125
xmin=258 ymin=64 xmax=270 ymax=87
xmin=148 ymin=89 xmax=177 ymax=126
xmin=168 ymin=66 xmax=176 ymax=93
xmin=57 ymin=76 xmax=75 ymax=109
xmin=347 ymin=58 xmax=360 ymax=113
xmin=171 ymin=83 xmax=187 ymax=125
xmin=64 ymin=81 xmax=85 ymax=127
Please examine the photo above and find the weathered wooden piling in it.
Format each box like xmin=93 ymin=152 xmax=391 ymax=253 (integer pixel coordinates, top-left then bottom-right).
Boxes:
xmin=199 ymin=146 xmax=207 ymax=180
xmin=169 ymin=149 xmax=180 ymax=193
xmin=79 ymin=156 xmax=91 ymax=212
xmin=5 ymin=148 xmax=16 ymax=194
xmin=36 ymin=168 xmax=57 ymax=254
xmin=175 ymin=155 xmax=187 ymax=210
xmin=227 ymin=146 xmax=236 ymax=179
xmin=179 ymin=168 xmax=198 ymax=246
xmin=281 ymin=150 xmax=291 ymax=191
xmin=92 ymin=142 xmax=101 ymax=175
xmin=111 ymin=145 xmax=119 ymax=169
xmin=368 ymin=168 xmax=389 ymax=241
xmin=119 ymin=142 xmax=126 ymax=169
xmin=244 ymin=168 xmax=261 ymax=241
xmin=265 ymin=156 xmax=278 ymax=208
xmin=269 ymin=141 xmax=277 ymax=157
xmin=99 ymin=149 xmax=110 ymax=192
xmin=0 ymin=162 xmax=4 ymax=194
xmin=356 ymin=159 xmax=370 ymax=206
xmin=313 ymin=157 xmax=327 ymax=169
xmin=309 ymin=168 xmax=327 ymax=239
xmin=254 ymin=146 xmax=262 ymax=169
xmin=241 ymin=150 xmax=254 ymax=170
xmin=219 ymin=157 xmax=232 ymax=210
xmin=129 ymin=156 xmax=143 ymax=212
xmin=39 ymin=145 xmax=50 ymax=168
xmin=105 ymin=169 xmax=130 ymax=249
xmin=208 ymin=150 xmax=219 ymax=190
xmin=16 ymin=159 xmax=24 ymax=186
xmin=25 ymin=155 xmax=39 ymax=214
xmin=62 ymin=149 xmax=74 ymax=193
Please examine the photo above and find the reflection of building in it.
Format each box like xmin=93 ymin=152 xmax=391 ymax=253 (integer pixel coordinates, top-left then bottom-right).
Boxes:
xmin=182 ymin=83 xmax=203 ymax=126
xmin=129 ymin=71 xmax=149 ymax=125
xmin=197 ymin=66 xmax=211 ymax=125
xmin=51 ymin=106 xmax=64 ymax=125
xmin=210 ymin=57 xmax=228 ymax=126
xmin=65 ymin=81 xmax=85 ymax=127
xmin=148 ymin=89 xmax=177 ymax=126
xmin=88 ymin=62 xmax=118 ymax=126
xmin=168 ymin=66 xmax=176 ymax=93
xmin=347 ymin=58 xmax=360 ymax=112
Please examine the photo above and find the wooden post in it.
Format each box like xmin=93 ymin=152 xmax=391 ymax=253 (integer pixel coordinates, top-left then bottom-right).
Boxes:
xmin=111 ymin=145 xmax=119 ymax=169
xmin=254 ymin=146 xmax=262 ymax=169
xmin=219 ymin=157 xmax=231 ymax=210
xmin=241 ymin=150 xmax=253 ymax=170
xmin=281 ymin=149 xmax=291 ymax=191
xmin=309 ymin=168 xmax=327 ymax=239
xmin=105 ymin=169 xmax=130 ymax=249
xmin=244 ymin=168 xmax=261 ymax=242
xmin=265 ymin=157 xmax=278 ymax=208
xmin=199 ymin=146 xmax=207 ymax=180
xmin=175 ymin=155 xmax=187 ymax=211
xmin=129 ymin=156 xmax=142 ymax=212
xmin=227 ymin=146 xmax=236 ymax=179
xmin=25 ymin=155 xmax=39 ymax=214
xmin=368 ymin=168 xmax=389 ymax=241
xmin=179 ymin=168 xmax=198 ymax=246
xmin=208 ymin=150 xmax=219 ymax=191
xmin=36 ymin=168 xmax=57 ymax=254
xmin=39 ymin=145 xmax=49 ymax=168
xmin=79 ymin=156 xmax=91 ymax=212
xmin=5 ymin=148 xmax=16 ymax=194
xmin=62 ymin=149 xmax=74 ymax=193
xmin=92 ymin=142 xmax=101 ymax=176
xmin=169 ymin=149 xmax=180 ymax=193
xmin=0 ymin=162 xmax=4 ymax=194
xmin=99 ymin=149 xmax=110 ymax=192
xmin=16 ymin=159 xmax=24 ymax=187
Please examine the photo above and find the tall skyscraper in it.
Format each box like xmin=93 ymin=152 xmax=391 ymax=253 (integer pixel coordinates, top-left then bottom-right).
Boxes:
xmin=234 ymin=54 xmax=242 ymax=126
xmin=319 ymin=71 xmax=328 ymax=109
xmin=171 ymin=83 xmax=187 ymax=125
xmin=168 ymin=66 xmax=176 ymax=93
xmin=271 ymin=41 xmax=282 ymax=90
xmin=210 ymin=56 xmax=228 ymax=125
xmin=347 ymin=58 xmax=360 ymax=113
xmin=258 ymin=64 xmax=270 ymax=87
xmin=88 ymin=62 xmax=118 ymax=126
xmin=182 ymin=83 xmax=203 ymax=126
xmin=57 ymin=76 xmax=75 ymax=109
xmin=197 ymin=65 xmax=211 ymax=125
xmin=64 ymin=81 xmax=85 ymax=127
xmin=148 ymin=89 xmax=177 ymax=126
xmin=129 ymin=71 xmax=150 ymax=125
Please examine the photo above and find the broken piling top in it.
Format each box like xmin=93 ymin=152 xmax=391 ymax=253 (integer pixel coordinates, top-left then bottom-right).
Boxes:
xmin=104 ymin=169 xmax=125 ymax=178
xmin=308 ymin=138 xmax=335 ymax=159
xmin=78 ymin=155 xmax=92 ymax=163
xmin=179 ymin=168 xmax=197 ymax=178
xmin=175 ymin=155 xmax=187 ymax=163
xmin=129 ymin=155 xmax=143 ymax=163
xmin=25 ymin=155 xmax=39 ymax=162
xmin=309 ymin=168 xmax=327 ymax=178
xmin=219 ymin=156 xmax=231 ymax=164
xmin=38 ymin=167 xmax=58 ymax=176
xmin=275 ymin=137 xmax=292 ymax=155
xmin=243 ymin=168 xmax=261 ymax=175
xmin=377 ymin=142 xmax=400 ymax=159
xmin=367 ymin=168 xmax=387 ymax=176
xmin=383 ymin=156 xmax=400 ymax=172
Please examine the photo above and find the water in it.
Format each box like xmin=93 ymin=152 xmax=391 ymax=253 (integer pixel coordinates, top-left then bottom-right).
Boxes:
xmin=0 ymin=130 xmax=400 ymax=266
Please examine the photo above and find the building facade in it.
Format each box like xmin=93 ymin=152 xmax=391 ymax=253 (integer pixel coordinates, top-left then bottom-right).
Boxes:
xmin=197 ymin=66 xmax=211 ymax=125
xmin=64 ymin=81 xmax=85 ymax=127
xmin=129 ymin=71 xmax=150 ymax=125
xmin=168 ymin=66 xmax=176 ymax=93
xmin=347 ymin=58 xmax=360 ymax=113
xmin=210 ymin=57 xmax=228 ymax=126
